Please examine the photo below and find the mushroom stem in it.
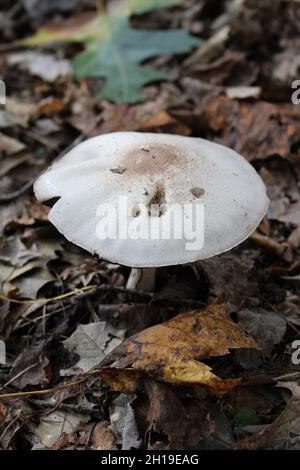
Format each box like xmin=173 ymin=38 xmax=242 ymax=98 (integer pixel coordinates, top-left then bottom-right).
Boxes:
xmin=126 ymin=268 xmax=156 ymax=291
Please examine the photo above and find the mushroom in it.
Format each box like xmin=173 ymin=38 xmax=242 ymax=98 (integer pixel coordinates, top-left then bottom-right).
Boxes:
xmin=34 ymin=132 xmax=269 ymax=291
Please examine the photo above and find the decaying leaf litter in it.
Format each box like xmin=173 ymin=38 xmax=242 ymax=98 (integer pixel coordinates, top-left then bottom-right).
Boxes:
xmin=0 ymin=0 xmax=300 ymax=450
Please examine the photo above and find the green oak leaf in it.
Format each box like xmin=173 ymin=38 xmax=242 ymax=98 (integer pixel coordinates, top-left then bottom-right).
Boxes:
xmin=73 ymin=16 xmax=198 ymax=103
xmin=22 ymin=0 xmax=199 ymax=103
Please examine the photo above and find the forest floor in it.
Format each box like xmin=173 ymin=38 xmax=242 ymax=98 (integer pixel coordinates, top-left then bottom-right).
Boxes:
xmin=0 ymin=0 xmax=300 ymax=450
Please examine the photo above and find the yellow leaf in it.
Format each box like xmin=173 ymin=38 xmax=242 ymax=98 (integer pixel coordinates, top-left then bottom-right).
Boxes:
xmin=20 ymin=1 xmax=181 ymax=47
xmin=20 ymin=12 xmax=103 ymax=47
xmin=100 ymin=304 xmax=259 ymax=396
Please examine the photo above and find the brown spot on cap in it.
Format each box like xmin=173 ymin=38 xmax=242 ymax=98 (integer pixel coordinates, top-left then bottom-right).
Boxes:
xmin=110 ymin=166 xmax=127 ymax=174
xmin=119 ymin=143 xmax=183 ymax=176
xmin=191 ymin=187 xmax=205 ymax=198
xmin=147 ymin=182 xmax=166 ymax=217
xmin=132 ymin=204 xmax=141 ymax=217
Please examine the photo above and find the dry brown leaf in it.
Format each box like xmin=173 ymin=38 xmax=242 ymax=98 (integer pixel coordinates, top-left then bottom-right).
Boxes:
xmin=100 ymin=303 xmax=258 ymax=396
xmin=134 ymin=379 xmax=214 ymax=450
xmin=0 ymin=402 xmax=10 ymax=422
xmin=94 ymin=87 xmax=185 ymax=136
xmin=36 ymin=97 xmax=65 ymax=115
xmin=237 ymin=382 xmax=300 ymax=450
xmin=0 ymin=133 xmax=26 ymax=155
xmin=91 ymin=422 xmax=118 ymax=450
xmin=194 ymin=94 xmax=300 ymax=163
xmin=138 ymin=111 xmax=191 ymax=135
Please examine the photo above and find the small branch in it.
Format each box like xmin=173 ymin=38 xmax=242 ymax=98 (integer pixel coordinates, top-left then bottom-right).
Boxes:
xmin=0 ymin=374 xmax=96 ymax=400
xmin=70 ymin=284 xmax=155 ymax=303
xmin=251 ymin=231 xmax=293 ymax=262
xmin=1 ymin=284 xmax=206 ymax=312
xmin=70 ymin=284 xmax=207 ymax=308
xmin=29 ymin=399 xmax=103 ymax=420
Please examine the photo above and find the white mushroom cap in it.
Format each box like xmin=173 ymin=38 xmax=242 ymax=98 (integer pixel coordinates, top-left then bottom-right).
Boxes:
xmin=34 ymin=132 xmax=269 ymax=267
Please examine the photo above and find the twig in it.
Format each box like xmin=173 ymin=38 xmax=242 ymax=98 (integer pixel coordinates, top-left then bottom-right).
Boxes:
xmin=69 ymin=284 xmax=207 ymax=308
xmin=0 ymin=376 xmax=92 ymax=400
xmin=273 ymin=372 xmax=300 ymax=381
xmin=0 ymin=413 xmax=22 ymax=444
xmin=70 ymin=284 xmax=155 ymax=303
xmin=1 ymin=283 xmax=206 ymax=309
xmin=0 ymin=284 xmax=98 ymax=305
xmin=251 ymin=231 xmax=293 ymax=262
xmin=29 ymin=399 xmax=103 ymax=420
xmin=0 ymin=362 xmax=39 ymax=391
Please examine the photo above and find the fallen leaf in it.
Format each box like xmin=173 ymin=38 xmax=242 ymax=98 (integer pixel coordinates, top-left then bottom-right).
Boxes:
xmin=0 ymin=398 xmax=34 ymax=449
xmin=138 ymin=110 xmax=191 ymax=135
xmin=9 ymin=339 xmax=50 ymax=389
xmin=91 ymin=421 xmax=118 ymax=450
xmin=109 ymin=393 xmax=142 ymax=449
xmin=29 ymin=411 xmax=89 ymax=449
xmin=233 ymin=406 xmax=261 ymax=427
xmin=94 ymin=86 xmax=182 ymax=135
xmin=0 ymin=111 xmax=27 ymax=129
xmin=61 ymin=322 xmax=125 ymax=375
xmin=237 ymin=382 xmax=300 ymax=449
xmin=121 ymin=400 xmax=142 ymax=450
xmin=271 ymin=39 xmax=300 ymax=85
xmin=23 ymin=4 xmax=199 ymax=103
xmin=21 ymin=0 xmax=84 ymax=24
xmin=237 ymin=308 xmax=287 ymax=356
xmin=185 ymin=25 xmax=230 ymax=66
xmin=259 ymin=161 xmax=299 ymax=222
xmin=225 ymin=86 xmax=261 ymax=99
xmin=100 ymin=303 xmax=259 ymax=395
xmin=8 ymin=51 xmax=72 ymax=83
xmin=98 ymin=303 xmax=162 ymax=337
xmin=73 ymin=16 xmax=198 ymax=103
xmin=199 ymin=251 xmax=258 ymax=308
xmin=134 ymin=379 xmax=214 ymax=450
xmin=0 ymin=133 xmax=26 ymax=156
xmin=198 ymin=405 xmax=234 ymax=450
xmin=36 ymin=97 xmax=65 ymax=115
xmin=0 ymin=235 xmax=58 ymax=298
xmin=0 ymin=155 xmax=29 ymax=178
xmin=194 ymin=93 xmax=300 ymax=163
xmin=0 ymin=98 xmax=37 ymax=128
xmin=0 ymin=199 xmax=26 ymax=236
xmin=227 ymin=385 xmax=281 ymax=418
xmin=13 ymin=268 xmax=55 ymax=299
xmin=0 ymin=235 xmax=39 ymax=267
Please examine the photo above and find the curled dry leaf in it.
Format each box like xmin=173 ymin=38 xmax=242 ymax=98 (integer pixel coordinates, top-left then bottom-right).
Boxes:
xmin=237 ymin=382 xmax=300 ymax=450
xmin=0 ymin=133 xmax=26 ymax=156
xmin=61 ymin=321 xmax=125 ymax=375
xmin=29 ymin=411 xmax=89 ymax=449
xmin=91 ymin=422 xmax=118 ymax=451
xmin=99 ymin=303 xmax=259 ymax=396
xmin=8 ymin=51 xmax=72 ymax=83
xmin=194 ymin=94 xmax=300 ymax=163
xmin=134 ymin=379 xmax=214 ymax=450
xmin=138 ymin=111 xmax=191 ymax=135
